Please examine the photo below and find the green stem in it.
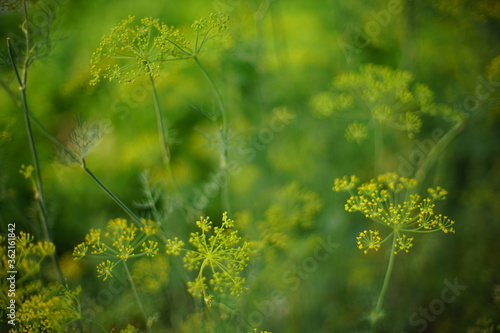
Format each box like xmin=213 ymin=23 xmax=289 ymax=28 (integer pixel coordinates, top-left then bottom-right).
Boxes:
xmin=370 ymin=233 xmax=397 ymax=331
xmin=148 ymin=74 xmax=173 ymax=172
xmin=192 ymin=56 xmax=231 ymax=214
xmin=81 ymin=158 xmax=142 ymax=225
xmin=80 ymin=317 xmax=109 ymax=333
xmin=123 ymin=261 xmax=152 ymax=333
xmin=373 ymin=120 xmax=383 ymax=175
xmin=6 ymin=2 xmax=64 ymax=284
xmin=414 ymin=120 xmax=465 ymax=184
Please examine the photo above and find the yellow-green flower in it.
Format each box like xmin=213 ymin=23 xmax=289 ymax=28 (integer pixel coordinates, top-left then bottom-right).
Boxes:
xmin=97 ymin=259 xmax=115 ymax=281
xmin=90 ymin=15 xmax=189 ymax=85
xmin=73 ymin=218 xmax=160 ymax=280
xmin=334 ymin=173 xmax=456 ymax=254
xmin=394 ymin=234 xmax=414 ymax=254
xmin=356 ymin=230 xmax=382 ymax=254
xmin=165 ymin=212 xmax=250 ymax=305
xmin=345 ymin=121 xmax=368 ymax=144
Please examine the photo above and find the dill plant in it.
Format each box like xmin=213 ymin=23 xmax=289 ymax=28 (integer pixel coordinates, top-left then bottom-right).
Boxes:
xmin=0 ymin=233 xmax=81 ymax=332
xmin=89 ymin=13 xmax=233 ymax=212
xmin=333 ymin=173 xmax=456 ymax=329
xmin=311 ymin=64 xmax=465 ymax=177
xmin=2 ymin=0 xmax=64 ymax=283
xmin=73 ymin=218 xmax=161 ymax=333
xmin=165 ymin=212 xmax=250 ymax=307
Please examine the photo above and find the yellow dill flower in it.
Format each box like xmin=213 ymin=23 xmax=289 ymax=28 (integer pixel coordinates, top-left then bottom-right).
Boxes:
xmin=165 ymin=237 xmax=185 ymax=255
xmin=96 ymin=260 xmax=115 ymax=281
xmin=74 ymin=218 xmax=160 ymax=280
xmin=314 ymin=64 xmax=463 ymax=140
xmin=90 ymin=15 xmax=189 ymax=85
xmin=19 ymin=164 xmax=34 ymax=179
xmin=166 ymin=212 xmax=250 ymax=305
xmin=394 ymin=234 xmax=414 ymax=254
xmin=12 ymin=282 xmax=80 ymax=333
xmin=332 ymin=175 xmax=359 ymax=193
xmin=345 ymin=121 xmax=368 ymax=144
xmin=333 ymin=173 xmax=456 ymax=254
xmin=356 ymin=230 xmax=382 ymax=254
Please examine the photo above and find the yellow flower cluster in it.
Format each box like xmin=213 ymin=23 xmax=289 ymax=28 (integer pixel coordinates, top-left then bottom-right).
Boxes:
xmin=311 ymin=64 xmax=464 ymax=139
xmin=166 ymin=212 xmax=250 ymax=306
xmin=333 ymin=173 xmax=456 ymax=254
xmin=89 ymin=12 xmax=230 ymax=85
xmin=90 ymin=15 xmax=189 ymax=85
xmin=73 ymin=218 xmax=159 ymax=280
xmin=253 ymin=182 xmax=323 ymax=249
xmin=356 ymin=230 xmax=382 ymax=254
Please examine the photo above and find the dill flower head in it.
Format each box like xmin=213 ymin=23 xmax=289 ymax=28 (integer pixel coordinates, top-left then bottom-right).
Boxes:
xmin=312 ymin=64 xmax=463 ymax=139
xmin=345 ymin=121 xmax=369 ymax=144
xmin=90 ymin=15 xmax=189 ymax=85
xmin=73 ymin=218 xmax=160 ymax=281
xmin=333 ymin=173 xmax=456 ymax=254
xmin=165 ymin=212 xmax=250 ymax=305
xmin=356 ymin=230 xmax=382 ymax=254
xmin=191 ymin=12 xmax=230 ymax=53
xmin=0 ymin=232 xmax=55 ymax=277
xmin=8 ymin=282 xmax=80 ymax=333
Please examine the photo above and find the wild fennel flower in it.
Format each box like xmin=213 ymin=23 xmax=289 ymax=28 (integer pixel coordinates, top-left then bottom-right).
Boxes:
xmin=333 ymin=173 xmax=455 ymax=255
xmin=165 ymin=212 xmax=250 ymax=305
xmin=90 ymin=15 xmax=189 ymax=85
xmin=73 ymin=218 xmax=159 ymax=280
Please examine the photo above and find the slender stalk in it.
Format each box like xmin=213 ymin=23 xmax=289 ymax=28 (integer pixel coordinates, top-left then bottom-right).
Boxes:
xmin=373 ymin=120 xmax=383 ymax=175
xmin=148 ymin=74 xmax=181 ymax=195
xmin=6 ymin=1 xmax=64 ymax=283
xmin=414 ymin=120 xmax=465 ymax=184
xmin=80 ymin=318 xmax=109 ymax=333
xmin=148 ymin=74 xmax=169 ymax=164
xmin=81 ymin=158 xmax=142 ymax=226
xmin=192 ymin=56 xmax=231 ymax=214
xmin=123 ymin=261 xmax=152 ymax=333
xmin=370 ymin=233 xmax=397 ymax=332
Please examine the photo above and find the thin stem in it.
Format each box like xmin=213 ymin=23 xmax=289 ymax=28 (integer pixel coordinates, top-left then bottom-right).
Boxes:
xmin=373 ymin=120 xmax=383 ymax=175
xmin=6 ymin=4 xmax=64 ymax=284
xmin=148 ymin=74 xmax=170 ymax=164
xmin=148 ymin=74 xmax=180 ymax=193
xmin=414 ymin=120 xmax=465 ymax=184
xmin=123 ymin=261 xmax=152 ymax=333
xmin=192 ymin=56 xmax=231 ymax=214
xmin=81 ymin=158 xmax=142 ymax=226
xmin=370 ymin=232 xmax=397 ymax=331
xmin=80 ymin=317 xmax=109 ymax=333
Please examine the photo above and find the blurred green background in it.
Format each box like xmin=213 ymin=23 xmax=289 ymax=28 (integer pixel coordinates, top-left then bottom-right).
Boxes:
xmin=1 ymin=0 xmax=499 ymax=332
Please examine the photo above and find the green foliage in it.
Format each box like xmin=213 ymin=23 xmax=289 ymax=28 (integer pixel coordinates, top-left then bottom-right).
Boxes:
xmin=0 ymin=1 xmax=498 ymax=332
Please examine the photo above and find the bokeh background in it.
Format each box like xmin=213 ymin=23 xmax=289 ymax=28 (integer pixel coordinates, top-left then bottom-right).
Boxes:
xmin=1 ymin=0 xmax=499 ymax=332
